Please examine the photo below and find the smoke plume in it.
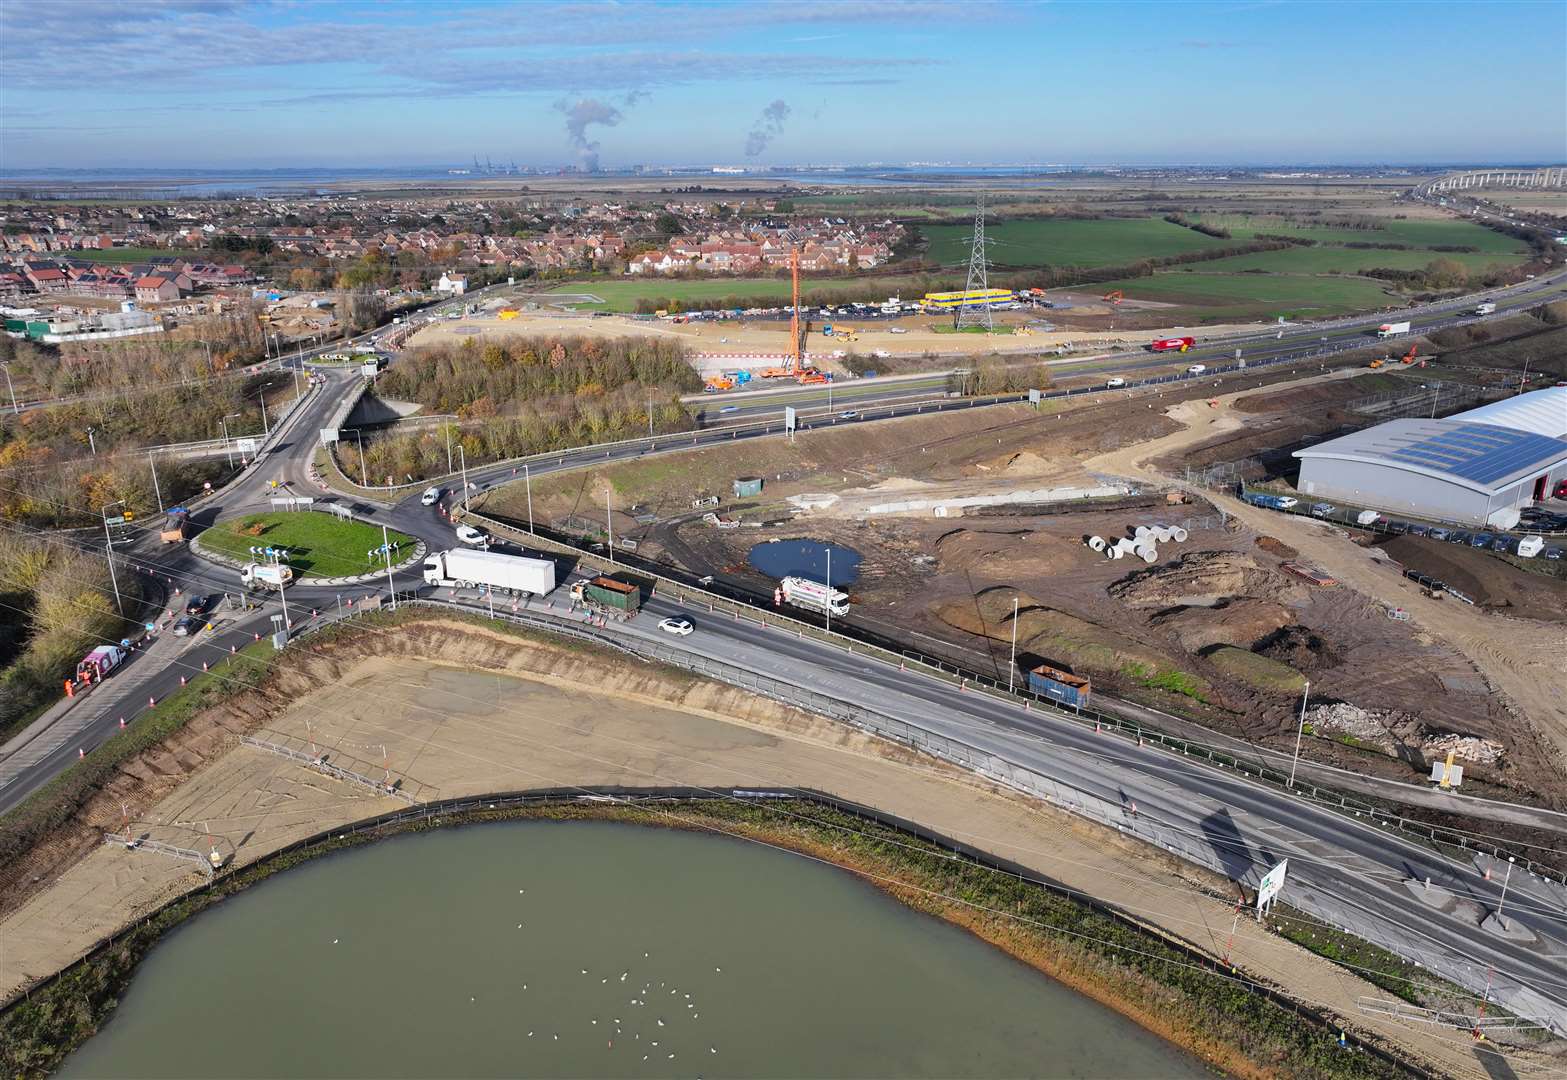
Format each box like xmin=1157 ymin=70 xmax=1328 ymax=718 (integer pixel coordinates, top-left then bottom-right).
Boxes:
xmin=555 ymin=97 xmax=623 ymax=172
xmin=744 ymin=99 xmax=790 ymax=157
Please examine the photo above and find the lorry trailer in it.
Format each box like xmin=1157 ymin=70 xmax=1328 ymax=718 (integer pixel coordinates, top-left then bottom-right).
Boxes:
xmin=1473 ymin=302 xmax=1497 ymax=316
xmin=1149 ymin=336 xmax=1196 ymax=352
xmin=423 ymin=548 xmax=556 ymax=594
xmin=1376 ymin=321 xmax=1412 ymax=338
xmin=775 ymin=575 xmax=850 ymax=617
xmin=571 ymin=576 xmax=641 ymax=619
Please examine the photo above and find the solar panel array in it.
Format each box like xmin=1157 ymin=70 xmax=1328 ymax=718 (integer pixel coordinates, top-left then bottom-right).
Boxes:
xmin=1298 ymin=419 xmax=1567 ymax=491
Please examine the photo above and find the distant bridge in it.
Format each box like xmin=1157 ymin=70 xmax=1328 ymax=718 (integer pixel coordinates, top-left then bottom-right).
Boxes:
xmin=1416 ymin=166 xmax=1567 ymax=195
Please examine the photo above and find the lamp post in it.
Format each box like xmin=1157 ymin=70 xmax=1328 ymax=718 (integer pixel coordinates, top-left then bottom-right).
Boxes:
xmin=606 ymin=491 xmax=614 ymax=563
xmin=525 ymin=462 xmax=534 ymax=534
xmin=149 ymin=450 xmax=163 ymax=513
xmin=1007 ymin=595 xmax=1019 ymax=693
xmin=0 ymin=360 xmax=16 ymax=414
xmin=1496 ymin=856 xmax=1516 ymax=926
xmin=219 ymin=413 xmax=239 ymax=469
xmin=100 ymin=500 xmax=125 ymax=615
xmin=382 ymin=524 xmax=397 ymax=612
xmin=458 ymin=443 xmax=469 ymax=510
xmin=352 ymin=429 xmax=368 ymax=487
xmin=1288 ymin=680 xmax=1311 ymax=788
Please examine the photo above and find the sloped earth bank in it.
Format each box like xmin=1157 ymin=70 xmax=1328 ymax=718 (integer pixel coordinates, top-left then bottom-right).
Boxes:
xmin=1082 ymin=372 xmax=1567 ymax=812
xmin=3 ymin=616 xmax=1533 ymax=1080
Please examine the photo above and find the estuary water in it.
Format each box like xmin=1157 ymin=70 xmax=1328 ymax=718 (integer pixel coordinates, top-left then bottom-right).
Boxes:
xmin=60 ymin=819 xmax=1209 ymax=1079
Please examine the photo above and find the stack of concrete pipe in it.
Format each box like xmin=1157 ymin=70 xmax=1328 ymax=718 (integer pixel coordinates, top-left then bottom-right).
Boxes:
xmin=1086 ymin=522 xmax=1187 ymax=563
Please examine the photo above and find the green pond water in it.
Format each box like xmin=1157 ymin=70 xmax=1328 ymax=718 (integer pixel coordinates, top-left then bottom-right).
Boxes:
xmin=59 ymin=819 xmax=1211 ymax=1079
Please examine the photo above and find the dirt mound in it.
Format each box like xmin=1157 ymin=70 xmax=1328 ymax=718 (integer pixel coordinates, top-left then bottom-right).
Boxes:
xmin=1255 ymin=535 xmax=1298 ymax=560
xmin=1375 ymin=536 xmax=1567 ymax=621
xmin=933 ymin=589 xmax=1200 ymax=695
xmin=1253 ymin=625 xmax=1344 ymax=672
xmin=1151 ymin=599 xmax=1295 ymax=651
xmin=932 ymin=527 xmax=1097 ymax=580
xmin=1202 ymin=645 xmax=1306 ymax=696
xmin=1109 ymin=551 xmax=1302 ymax=609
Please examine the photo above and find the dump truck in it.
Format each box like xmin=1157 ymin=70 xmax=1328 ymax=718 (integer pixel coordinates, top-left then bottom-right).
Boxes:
xmin=774 ymin=576 xmax=849 ymax=617
xmin=1376 ymin=321 xmax=1412 ymax=338
xmin=423 ymin=548 xmax=555 ymax=594
xmin=1026 ymin=664 xmax=1091 ymax=709
xmin=240 ymin=563 xmax=294 ymax=591
xmin=159 ymin=507 xmax=190 ymax=543
xmin=571 ymin=576 xmax=641 ymax=619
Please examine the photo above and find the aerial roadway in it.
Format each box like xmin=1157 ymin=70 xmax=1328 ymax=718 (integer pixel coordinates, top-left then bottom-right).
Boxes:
xmin=3 ymin=268 xmax=1566 ymax=1036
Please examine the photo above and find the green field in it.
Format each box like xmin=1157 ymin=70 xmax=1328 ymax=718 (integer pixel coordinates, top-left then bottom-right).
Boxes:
xmin=1196 ymin=246 xmax=1521 ymax=275
xmin=1091 ymin=271 xmax=1397 ymax=320
xmin=1198 ymin=215 xmax=1529 ymax=255
xmin=922 ymin=217 xmax=1229 ymax=269
xmin=197 ymin=512 xmax=413 ymax=578
xmin=548 ymin=276 xmax=917 ymax=312
xmin=60 ymin=246 xmax=185 ymax=265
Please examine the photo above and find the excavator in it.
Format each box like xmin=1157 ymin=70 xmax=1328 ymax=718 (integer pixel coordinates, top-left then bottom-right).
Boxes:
xmin=1102 ymin=290 xmax=1124 ymax=304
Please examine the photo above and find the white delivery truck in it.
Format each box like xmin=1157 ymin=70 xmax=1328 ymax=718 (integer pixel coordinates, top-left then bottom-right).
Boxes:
xmin=774 ymin=576 xmax=850 ymax=617
xmin=1473 ymin=301 xmax=1497 ymax=316
xmin=1376 ymin=321 xmax=1412 ymax=338
xmin=423 ymin=548 xmax=556 ymax=595
xmin=241 ymin=563 xmax=295 ymax=591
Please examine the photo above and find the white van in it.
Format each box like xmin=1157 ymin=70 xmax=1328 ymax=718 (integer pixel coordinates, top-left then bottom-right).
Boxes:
xmin=1106 ymin=377 xmax=1126 ymax=388
xmin=1187 ymin=364 xmax=1206 ymax=375
xmin=1516 ymin=535 xmax=1545 ymax=558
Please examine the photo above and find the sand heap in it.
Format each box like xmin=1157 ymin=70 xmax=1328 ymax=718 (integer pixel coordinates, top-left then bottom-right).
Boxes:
xmin=1150 ymin=598 xmax=1296 ymax=652
xmin=1110 ymin=551 xmax=1302 ymax=609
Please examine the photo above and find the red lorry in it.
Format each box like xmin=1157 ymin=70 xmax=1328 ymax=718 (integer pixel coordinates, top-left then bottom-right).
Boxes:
xmin=1149 ymin=336 xmax=1196 ymax=353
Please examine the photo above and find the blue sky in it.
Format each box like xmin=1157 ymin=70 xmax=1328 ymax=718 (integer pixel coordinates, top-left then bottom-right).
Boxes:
xmin=2 ymin=0 xmax=1563 ymax=169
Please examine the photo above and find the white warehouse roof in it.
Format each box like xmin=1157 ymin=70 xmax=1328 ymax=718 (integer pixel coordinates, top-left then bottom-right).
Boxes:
xmin=1450 ymin=386 xmax=1567 ymax=439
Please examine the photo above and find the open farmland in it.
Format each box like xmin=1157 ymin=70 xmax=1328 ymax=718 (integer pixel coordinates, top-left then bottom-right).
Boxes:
xmin=922 ymin=217 xmax=1231 ymax=268
xmin=1196 ymin=245 xmax=1523 ymax=275
xmin=1199 ymin=214 xmax=1531 ymax=254
xmin=1086 ymin=271 xmax=1398 ymax=319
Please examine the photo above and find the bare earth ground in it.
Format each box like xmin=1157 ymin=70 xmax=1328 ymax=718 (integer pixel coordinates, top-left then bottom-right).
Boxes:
xmin=2 ymin=620 xmax=1555 ymax=1080
xmin=1083 ymin=374 xmax=1567 ymax=788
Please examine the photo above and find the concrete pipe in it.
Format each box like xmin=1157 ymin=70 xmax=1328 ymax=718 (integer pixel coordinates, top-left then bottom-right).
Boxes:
xmin=1138 ymin=545 xmax=1158 ymax=563
xmin=1133 ymin=524 xmax=1153 ymax=540
xmin=1108 ymin=545 xmax=1124 ymax=559
xmin=1087 ymin=535 xmax=1106 ymax=551
xmin=1153 ymin=526 xmax=1174 ymax=543
xmin=1171 ymin=526 xmax=1189 ymax=543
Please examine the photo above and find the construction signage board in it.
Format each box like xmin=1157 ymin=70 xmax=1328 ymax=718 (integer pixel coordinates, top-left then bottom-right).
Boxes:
xmin=236 ymin=438 xmax=258 ymax=454
xmin=1256 ymin=859 xmax=1289 ymax=912
xmin=784 ymin=406 xmax=797 ymax=433
xmin=320 ymin=427 xmax=340 ymax=445
xmin=1028 ymin=388 xmax=1042 ymax=405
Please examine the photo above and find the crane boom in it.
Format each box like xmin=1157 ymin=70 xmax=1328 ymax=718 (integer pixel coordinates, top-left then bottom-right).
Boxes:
xmin=789 ymin=246 xmax=801 ymax=375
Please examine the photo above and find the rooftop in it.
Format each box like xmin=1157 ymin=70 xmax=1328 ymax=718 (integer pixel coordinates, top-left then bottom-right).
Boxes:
xmin=1449 ymin=386 xmax=1567 ymax=440
xmin=1294 ymin=418 xmax=1567 ymax=494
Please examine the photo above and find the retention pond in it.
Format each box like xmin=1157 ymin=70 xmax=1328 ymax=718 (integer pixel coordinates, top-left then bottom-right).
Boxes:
xmin=747 ymin=538 xmax=862 ymax=587
xmin=59 ymin=819 xmax=1207 ymax=1079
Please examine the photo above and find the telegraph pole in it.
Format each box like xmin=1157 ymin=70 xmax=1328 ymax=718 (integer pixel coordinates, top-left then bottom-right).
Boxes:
xmin=1288 ymin=680 xmax=1311 ymax=788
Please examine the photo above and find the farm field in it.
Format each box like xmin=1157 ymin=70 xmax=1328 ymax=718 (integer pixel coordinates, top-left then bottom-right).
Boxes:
xmin=1197 ymin=215 xmax=1530 ymax=254
xmin=1196 ymin=246 xmax=1523 ymax=275
xmin=922 ymin=217 xmax=1230 ymax=268
xmin=1089 ymin=271 xmax=1397 ymax=320
xmin=547 ymin=275 xmax=919 ymax=312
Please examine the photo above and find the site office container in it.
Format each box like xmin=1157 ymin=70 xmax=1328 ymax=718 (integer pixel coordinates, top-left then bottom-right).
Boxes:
xmin=1026 ymin=664 xmax=1091 ymax=709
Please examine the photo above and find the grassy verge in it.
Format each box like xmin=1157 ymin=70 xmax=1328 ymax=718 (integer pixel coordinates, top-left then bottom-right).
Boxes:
xmin=1 ymin=797 xmax=1421 ymax=1080
xmin=195 ymin=512 xmax=413 ymax=578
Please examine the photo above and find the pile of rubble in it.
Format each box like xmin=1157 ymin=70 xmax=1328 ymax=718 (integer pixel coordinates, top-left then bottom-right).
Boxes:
xmin=1305 ymin=702 xmax=1390 ymax=743
xmin=1423 ymin=732 xmax=1505 ymax=765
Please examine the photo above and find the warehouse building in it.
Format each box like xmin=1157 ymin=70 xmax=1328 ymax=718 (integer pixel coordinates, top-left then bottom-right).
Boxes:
xmin=1293 ymin=387 xmax=1567 ymax=527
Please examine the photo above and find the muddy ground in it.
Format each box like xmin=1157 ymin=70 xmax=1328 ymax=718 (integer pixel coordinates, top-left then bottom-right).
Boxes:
xmin=476 ymin=358 xmax=1562 ymax=805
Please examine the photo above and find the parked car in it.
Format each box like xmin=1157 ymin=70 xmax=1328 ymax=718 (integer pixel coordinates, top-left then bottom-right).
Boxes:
xmin=658 ymin=617 xmax=694 ymax=636
xmin=421 ymin=486 xmax=443 ymax=506
xmin=1492 ymin=536 xmax=1519 ymax=554
xmin=173 ymin=615 xmax=200 ymax=637
xmin=1545 ymin=546 xmax=1565 ymax=560
xmin=1309 ymin=502 xmax=1335 ymax=517
xmin=455 ymin=524 xmax=488 ymax=546
xmin=1387 ymin=521 xmax=1410 ymax=535
xmin=1470 ymin=533 xmax=1495 ymax=549
xmin=184 ymin=595 xmax=210 ymax=616
xmin=1428 ymin=527 xmax=1451 ymax=541
xmin=1407 ymin=524 xmax=1431 ymax=537
xmin=1450 ymin=531 xmax=1473 ymax=544
xmin=1275 ymin=496 xmax=1299 ymax=509
xmin=1186 ymin=364 xmax=1207 ymax=375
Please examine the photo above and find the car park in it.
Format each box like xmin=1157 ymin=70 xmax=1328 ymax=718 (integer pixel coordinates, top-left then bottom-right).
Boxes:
xmin=1309 ymin=502 xmax=1335 ymax=517
xmin=421 ymin=486 xmax=443 ymax=506
xmin=173 ymin=615 xmax=200 ymax=637
xmin=455 ymin=524 xmax=487 ymax=546
xmin=658 ymin=617 xmax=694 ymax=636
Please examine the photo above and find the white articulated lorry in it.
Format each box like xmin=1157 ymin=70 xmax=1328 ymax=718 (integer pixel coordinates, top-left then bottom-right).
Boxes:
xmin=423 ymin=548 xmax=556 ymax=595
xmin=774 ymin=576 xmax=850 ymax=617
xmin=1376 ymin=321 xmax=1412 ymax=338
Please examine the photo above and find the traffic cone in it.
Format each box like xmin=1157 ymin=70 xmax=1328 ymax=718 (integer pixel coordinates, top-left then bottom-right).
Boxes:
xmin=180 ymin=675 xmax=186 ymax=686
xmin=253 ymin=632 xmax=260 ymax=641
xmin=79 ymin=748 xmax=85 ymax=759
xmin=148 ymin=696 xmax=156 ymax=707
xmin=1484 ymin=865 xmax=1491 ymax=881
xmin=230 ymin=644 xmax=236 ymax=654
xmin=119 ymin=718 xmax=126 ymax=728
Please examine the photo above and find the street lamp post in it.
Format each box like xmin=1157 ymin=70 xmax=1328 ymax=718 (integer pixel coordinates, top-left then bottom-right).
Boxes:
xmin=1007 ymin=595 xmax=1019 ymax=694
xmin=149 ymin=450 xmax=163 ymax=513
xmin=382 ymin=524 xmax=397 ymax=612
xmin=1288 ymin=680 xmax=1311 ymax=788
xmin=219 ymin=414 xmax=238 ymax=469
xmin=100 ymin=500 xmax=125 ymax=615
xmin=606 ymin=492 xmax=614 ymax=563
xmin=1496 ymin=856 xmax=1516 ymax=926
xmin=0 ymin=360 xmax=16 ymax=414
xmin=258 ymin=388 xmax=269 ymax=436
xmin=353 ymin=429 xmax=368 ymax=487
xmin=458 ymin=444 xmax=469 ymax=510
xmin=825 ymin=547 xmax=832 ymax=635
xmin=525 ymin=463 xmax=534 ymax=534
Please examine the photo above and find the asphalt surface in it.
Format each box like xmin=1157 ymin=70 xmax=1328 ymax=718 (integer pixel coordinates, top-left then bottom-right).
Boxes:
xmin=4 ymin=270 xmax=1567 ymax=1034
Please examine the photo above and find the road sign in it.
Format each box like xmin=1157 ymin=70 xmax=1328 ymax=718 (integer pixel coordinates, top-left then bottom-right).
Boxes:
xmin=1257 ymin=859 xmax=1288 ymax=913
xmin=784 ymin=406 xmax=797 ymax=433
xmin=320 ymin=427 xmax=340 ymax=445
xmin=236 ymin=438 xmax=258 ymax=454
xmin=1028 ymin=388 xmax=1042 ymax=406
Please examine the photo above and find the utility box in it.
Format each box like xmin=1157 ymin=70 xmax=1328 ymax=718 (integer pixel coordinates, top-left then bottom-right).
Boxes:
xmin=733 ymin=476 xmax=764 ymax=498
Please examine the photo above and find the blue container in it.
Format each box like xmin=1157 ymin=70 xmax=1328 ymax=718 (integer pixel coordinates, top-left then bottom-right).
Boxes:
xmin=1026 ymin=665 xmax=1090 ymax=709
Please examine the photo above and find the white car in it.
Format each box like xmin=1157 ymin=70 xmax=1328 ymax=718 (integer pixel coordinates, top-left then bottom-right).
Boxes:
xmin=420 ymin=486 xmax=443 ymax=506
xmin=888 ymin=326 xmax=908 ymax=334
xmin=455 ymin=524 xmax=488 ymax=546
xmin=1187 ymin=364 xmax=1207 ymax=375
xmin=658 ymin=617 xmax=694 ymax=636
xmin=1275 ymin=497 xmax=1299 ymax=509
xmin=1106 ymin=377 xmax=1126 ymax=388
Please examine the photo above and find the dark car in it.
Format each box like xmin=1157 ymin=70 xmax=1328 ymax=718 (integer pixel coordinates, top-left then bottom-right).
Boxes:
xmin=1450 ymin=530 xmax=1472 ymax=544
xmin=1428 ymin=527 xmax=1451 ymax=541
xmin=1470 ymin=533 xmax=1495 ymax=549
xmin=1545 ymin=546 xmax=1565 ymax=561
xmin=1407 ymin=524 xmax=1431 ymax=537
xmin=1387 ymin=521 xmax=1410 ymax=535
xmin=184 ymin=595 xmax=209 ymax=616
xmin=1492 ymin=536 xmax=1518 ymax=554
xmin=172 ymin=615 xmax=200 ymax=637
